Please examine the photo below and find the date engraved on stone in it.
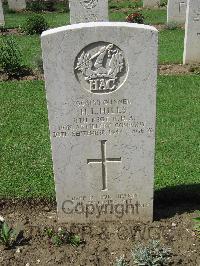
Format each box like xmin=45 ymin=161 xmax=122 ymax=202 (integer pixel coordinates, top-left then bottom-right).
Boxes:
xmin=74 ymin=42 xmax=128 ymax=94
xmin=80 ymin=0 xmax=98 ymax=9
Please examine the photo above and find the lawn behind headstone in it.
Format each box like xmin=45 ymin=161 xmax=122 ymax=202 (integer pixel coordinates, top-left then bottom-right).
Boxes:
xmin=2 ymin=1 xmax=182 ymax=66
xmin=0 ymin=76 xmax=199 ymax=199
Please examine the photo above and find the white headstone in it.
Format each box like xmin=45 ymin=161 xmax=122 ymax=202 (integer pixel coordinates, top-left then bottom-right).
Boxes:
xmin=0 ymin=0 xmax=4 ymax=26
xmin=183 ymin=0 xmax=200 ymax=64
xmin=41 ymin=22 xmax=158 ymax=223
xmin=143 ymin=0 xmax=160 ymax=8
xmin=167 ymin=0 xmax=187 ymax=24
xmin=69 ymin=0 xmax=108 ymax=24
xmin=7 ymin=0 xmax=26 ymax=11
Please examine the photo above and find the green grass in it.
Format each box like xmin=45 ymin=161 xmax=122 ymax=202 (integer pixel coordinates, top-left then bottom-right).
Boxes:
xmin=0 ymin=28 xmax=185 ymax=69
xmin=156 ymin=76 xmax=200 ymax=191
xmin=110 ymin=9 xmax=166 ymax=24
xmin=0 ymin=76 xmax=199 ymax=198
xmin=0 ymin=35 xmax=41 ymax=69
xmin=5 ymin=10 xmax=166 ymax=28
xmin=8 ymin=35 xmax=41 ymax=68
xmin=109 ymin=0 xmax=142 ymax=9
xmin=159 ymin=29 xmax=185 ymax=64
xmin=0 ymin=81 xmax=54 ymax=198
xmin=4 ymin=12 xmax=70 ymax=29
xmin=2 ymin=6 xmax=181 ymax=66
xmin=142 ymin=9 xmax=166 ymax=24
xmin=4 ymin=1 xmax=166 ymax=28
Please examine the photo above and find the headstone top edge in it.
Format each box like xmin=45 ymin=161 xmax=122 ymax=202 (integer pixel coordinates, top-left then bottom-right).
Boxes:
xmin=41 ymin=22 xmax=158 ymax=38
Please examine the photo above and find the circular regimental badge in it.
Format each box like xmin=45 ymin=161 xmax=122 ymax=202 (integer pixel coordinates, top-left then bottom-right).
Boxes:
xmin=74 ymin=42 xmax=128 ymax=94
xmin=80 ymin=0 xmax=98 ymax=9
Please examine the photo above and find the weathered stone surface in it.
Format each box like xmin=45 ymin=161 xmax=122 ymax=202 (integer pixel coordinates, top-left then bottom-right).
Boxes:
xmin=7 ymin=0 xmax=26 ymax=11
xmin=69 ymin=0 xmax=108 ymax=24
xmin=41 ymin=22 xmax=158 ymax=223
xmin=0 ymin=0 xmax=4 ymax=26
xmin=183 ymin=0 xmax=200 ymax=64
xmin=167 ymin=0 xmax=187 ymax=24
xmin=143 ymin=0 xmax=160 ymax=8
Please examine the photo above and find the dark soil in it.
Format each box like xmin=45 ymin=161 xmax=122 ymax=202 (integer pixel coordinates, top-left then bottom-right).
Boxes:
xmin=158 ymin=64 xmax=192 ymax=75
xmin=0 ymin=70 xmax=44 ymax=81
xmin=0 ymin=199 xmax=200 ymax=266
xmin=0 ymin=28 xmax=24 ymax=36
xmin=153 ymin=24 xmax=185 ymax=31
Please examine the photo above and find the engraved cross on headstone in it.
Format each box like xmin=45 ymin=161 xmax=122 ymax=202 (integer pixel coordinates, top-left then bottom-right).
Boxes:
xmin=87 ymin=140 xmax=121 ymax=191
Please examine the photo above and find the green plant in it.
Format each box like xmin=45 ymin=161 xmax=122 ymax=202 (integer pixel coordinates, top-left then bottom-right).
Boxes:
xmin=23 ymin=14 xmax=48 ymax=35
xmin=47 ymin=228 xmax=68 ymax=246
xmin=6 ymin=8 xmax=16 ymax=14
xmin=193 ymin=211 xmax=200 ymax=237
xmin=189 ymin=64 xmax=200 ymax=75
xmin=115 ymin=255 xmax=128 ymax=266
xmin=44 ymin=227 xmax=54 ymax=238
xmin=0 ymin=37 xmax=29 ymax=78
xmin=34 ymin=54 xmax=44 ymax=73
xmin=45 ymin=227 xmax=82 ymax=247
xmin=159 ymin=0 xmax=167 ymax=7
xmin=28 ymin=0 xmax=56 ymax=12
xmin=0 ymin=222 xmax=21 ymax=248
xmin=68 ymin=234 xmax=81 ymax=247
xmin=63 ymin=0 xmax=69 ymax=12
xmin=51 ymin=234 xmax=63 ymax=246
xmin=126 ymin=13 xmax=144 ymax=24
xmin=27 ymin=0 xmax=44 ymax=12
xmin=43 ymin=0 xmax=55 ymax=12
xmin=0 ymin=26 xmax=8 ymax=33
xmin=132 ymin=240 xmax=172 ymax=266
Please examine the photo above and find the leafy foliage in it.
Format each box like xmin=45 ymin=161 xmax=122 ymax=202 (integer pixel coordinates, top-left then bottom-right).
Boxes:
xmin=23 ymin=14 xmax=49 ymax=35
xmin=0 ymin=37 xmax=29 ymax=78
xmin=189 ymin=64 xmax=200 ymax=75
xmin=43 ymin=0 xmax=55 ymax=12
xmin=34 ymin=54 xmax=44 ymax=73
xmin=27 ymin=0 xmax=44 ymax=12
xmin=115 ymin=255 xmax=128 ymax=266
xmin=44 ymin=227 xmax=82 ymax=247
xmin=68 ymin=234 xmax=81 ymax=247
xmin=0 ymin=26 xmax=8 ymax=33
xmin=132 ymin=240 xmax=172 ymax=266
xmin=159 ymin=0 xmax=168 ymax=7
xmin=126 ymin=13 xmax=144 ymax=24
xmin=0 ymin=222 xmax=22 ymax=248
xmin=27 ymin=0 xmax=55 ymax=12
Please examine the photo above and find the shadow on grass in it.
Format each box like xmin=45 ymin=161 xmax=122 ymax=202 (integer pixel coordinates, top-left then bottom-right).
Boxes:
xmin=1 ymin=184 xmax=200 ymax=222
xmin=154 ymin=184 xmax=200 ymax=220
